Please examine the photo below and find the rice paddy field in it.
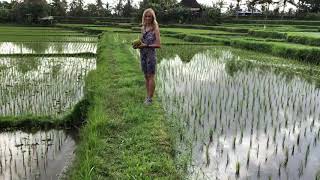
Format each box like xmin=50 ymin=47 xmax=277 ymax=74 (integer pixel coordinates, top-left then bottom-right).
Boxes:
xmin=1 ymin=21 xmax=320 ymax=179
xmin=0 ymin=26 xmax=97 ymax=179
xmin=71 ymin=22 xmax=320 ymax=179
xmin=157 ymin=47 xmax=320 ymax=179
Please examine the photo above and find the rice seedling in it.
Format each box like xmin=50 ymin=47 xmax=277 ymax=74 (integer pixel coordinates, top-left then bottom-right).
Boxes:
xmin=236 ymin=161 xmax=240 ymax=177
xmin=304 ymin=144 xmax=310 ymax=167
xmin=283 ymin=148 xmax=289 ymax=168
xmin=246 ymin=150 xmax=250 ymax=169
xmin=157 ymin=49 xmax=320 ymax=179
xmin=0 ymin=56 xmax=96 ymax=117
xmin=258 ymin=163 xmax=261 ymax=178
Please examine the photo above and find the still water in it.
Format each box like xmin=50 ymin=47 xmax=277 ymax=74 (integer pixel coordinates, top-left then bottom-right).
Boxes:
xmin=0 ymin=129 xmax=76 ymax=180
xmin=157 ymin=50 xmax=320 ymax=179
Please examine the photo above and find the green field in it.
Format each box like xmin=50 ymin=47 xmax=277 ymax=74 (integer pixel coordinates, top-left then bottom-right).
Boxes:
xmin=1 ymin=23 xmax=320 ymax=179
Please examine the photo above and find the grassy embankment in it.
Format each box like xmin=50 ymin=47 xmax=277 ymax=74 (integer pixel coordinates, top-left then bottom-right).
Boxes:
xmin=67 ymin=32 xmax=179 ymax=179
xmin=248 ymin=30 xmax=320 ymax=46
xmin=0 ymin=101 xmax=87 ymax=130
xmin=162 ymin=27 xmax=320 ymax=64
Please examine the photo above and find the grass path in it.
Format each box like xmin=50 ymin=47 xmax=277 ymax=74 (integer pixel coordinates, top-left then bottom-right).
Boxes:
xmin=68 ymin=33 xmax=179 ymax=179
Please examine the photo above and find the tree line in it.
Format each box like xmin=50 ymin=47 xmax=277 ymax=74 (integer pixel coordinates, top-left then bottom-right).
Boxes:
xmin=0 ymin=0 xmax=319 ymax=24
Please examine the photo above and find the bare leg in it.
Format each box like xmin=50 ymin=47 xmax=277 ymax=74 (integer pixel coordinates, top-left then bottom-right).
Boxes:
xmin=148 ymin=74 xmax=155 ymax=98
xmin=145 ymin=75 xmax=149 ymax=97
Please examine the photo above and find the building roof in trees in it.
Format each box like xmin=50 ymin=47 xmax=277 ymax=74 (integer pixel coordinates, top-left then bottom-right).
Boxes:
xmin=180 ymin=0 xmax=201 ymax=8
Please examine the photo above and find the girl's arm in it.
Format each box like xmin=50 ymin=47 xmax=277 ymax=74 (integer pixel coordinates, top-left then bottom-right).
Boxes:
xmin=139 ymin=28 xmax=161 ymax=49
xmin=148 ymin=28 xmax=161 ymax=48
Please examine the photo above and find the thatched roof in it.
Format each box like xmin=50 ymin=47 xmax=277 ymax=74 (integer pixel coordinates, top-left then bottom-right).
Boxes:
xmin=180 ymin=0 xmax=201 ymax=8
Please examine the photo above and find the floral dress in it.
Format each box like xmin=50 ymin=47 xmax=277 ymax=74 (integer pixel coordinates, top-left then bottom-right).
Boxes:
xmin=140 ymin=28 xmax=156 ymax=75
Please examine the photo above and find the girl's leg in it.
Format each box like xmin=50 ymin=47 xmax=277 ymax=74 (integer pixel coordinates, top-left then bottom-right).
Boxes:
xmin=145 ymin=75 xmax=149 ymax=97
xmin=148 ymin=74 xmax=155 ymax=98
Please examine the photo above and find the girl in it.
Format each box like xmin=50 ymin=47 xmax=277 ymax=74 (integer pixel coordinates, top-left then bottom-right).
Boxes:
xmin=138 ymin=8 xmax=161 ymax=105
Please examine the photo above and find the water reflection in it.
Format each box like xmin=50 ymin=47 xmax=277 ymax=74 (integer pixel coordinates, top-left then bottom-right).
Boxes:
xmin=0 ymin=57 xmax=96 ymax=117
xmin=157 ymin=50 xmax=320 ymax=179
xmin=0 ymin=129 xmax=76 ymax=180
xmin=0 ymin=42 xmax=97 ymax=54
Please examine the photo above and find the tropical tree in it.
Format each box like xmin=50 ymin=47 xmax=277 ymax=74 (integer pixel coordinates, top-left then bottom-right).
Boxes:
xmin=296 ymin=0 xmax=320 ymax=13
xmin=68 ymin=0 xmax=84 ymax=16
xmin=114 ymin=0 xmax=123 ymax=16
xmin=24 ymin=0 xmax=49 ymax=22
xmin=49 ymin=0 xmax=67 ymax=16
xmin=122 ymin=0 xmax=133 ymax=17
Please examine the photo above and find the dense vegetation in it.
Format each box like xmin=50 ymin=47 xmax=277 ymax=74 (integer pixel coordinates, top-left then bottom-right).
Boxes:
xmin=0 ymin=0 xmax=319 ymax=24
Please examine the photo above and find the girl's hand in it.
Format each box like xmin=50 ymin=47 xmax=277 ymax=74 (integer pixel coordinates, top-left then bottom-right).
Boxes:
xmin=138 ymin=43 xmax=147 ymax=49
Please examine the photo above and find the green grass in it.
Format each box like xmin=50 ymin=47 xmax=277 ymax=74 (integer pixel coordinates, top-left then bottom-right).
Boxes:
xmin=290 ymin=32 xmax=320 ymax=38
xmin=0 ymin=98 xmax=87 ymax=130
xmin=287 ymin=32 xmax=320 ymax=46
xmin=163 ymin=31 xmax=320 ymax=63
xmin=118 ymin=32 xmax=187 ymax=44
xmin=223 ymin=19 xmax=320 ymax=26
xmin=84 ymin=26 xmax=132 ymax=32
xmin=247 ymin=30 xmax=320 ymax=46
xmin=68 ymin=33 xmax=179 ymax=179
xmin=161 ymin=28 xmax=242 ymax=35
xmin=248 ymin=30 xmax=287 ymax=39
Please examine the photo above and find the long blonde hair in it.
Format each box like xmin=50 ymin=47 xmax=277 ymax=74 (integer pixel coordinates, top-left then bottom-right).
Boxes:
xmin=141 ymin=8 xmax=159 ymax=31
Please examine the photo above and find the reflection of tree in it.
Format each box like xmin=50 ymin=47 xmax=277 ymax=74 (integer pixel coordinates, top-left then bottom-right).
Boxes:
xmin=15 ymin=57 xmax=40 ymax=74
xmin=12 ymin=42 xmax=50 ymax=54
xmin=158 ymin=45 xmax=210 ymax=62
xmin=52 ymin=42 xmax=64 ymax=53
xmin=11 ymin=42 xmax=67 ymax=54
xmin=49 ymin=0 xmax=67 ymax=16
xmin=69 ymin=0 xmax=84 ymax=16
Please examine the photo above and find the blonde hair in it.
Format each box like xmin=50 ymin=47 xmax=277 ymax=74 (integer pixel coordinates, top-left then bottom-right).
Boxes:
xmin=141 ymin=8 xmax=159 ymax=31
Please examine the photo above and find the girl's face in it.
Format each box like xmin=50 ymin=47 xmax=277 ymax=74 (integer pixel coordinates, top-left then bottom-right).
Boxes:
xmin=144 ymin=11 xmax=153 ymax=25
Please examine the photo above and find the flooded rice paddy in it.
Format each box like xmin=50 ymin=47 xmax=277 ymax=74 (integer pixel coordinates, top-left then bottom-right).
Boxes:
xmin=0 ymin=42 xmax=97 ymax=54
xmin=0 ymin=57 xmax=95 ymax=116
xmin=0 ymin=129 xmax=76 ymax=180
xmin=157 ymin=50 xmax=320 ymax=179
xmin=0 ymin=26 xmax=96 ymax=179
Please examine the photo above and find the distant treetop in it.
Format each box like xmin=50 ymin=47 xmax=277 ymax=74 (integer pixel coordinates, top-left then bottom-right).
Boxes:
xmin=180 ymin=0 xmax=201 ymax=8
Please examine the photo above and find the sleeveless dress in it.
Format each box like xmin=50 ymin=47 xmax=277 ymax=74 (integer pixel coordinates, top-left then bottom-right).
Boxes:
xmin=140 ymin=28 xmax=156 ymax=75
